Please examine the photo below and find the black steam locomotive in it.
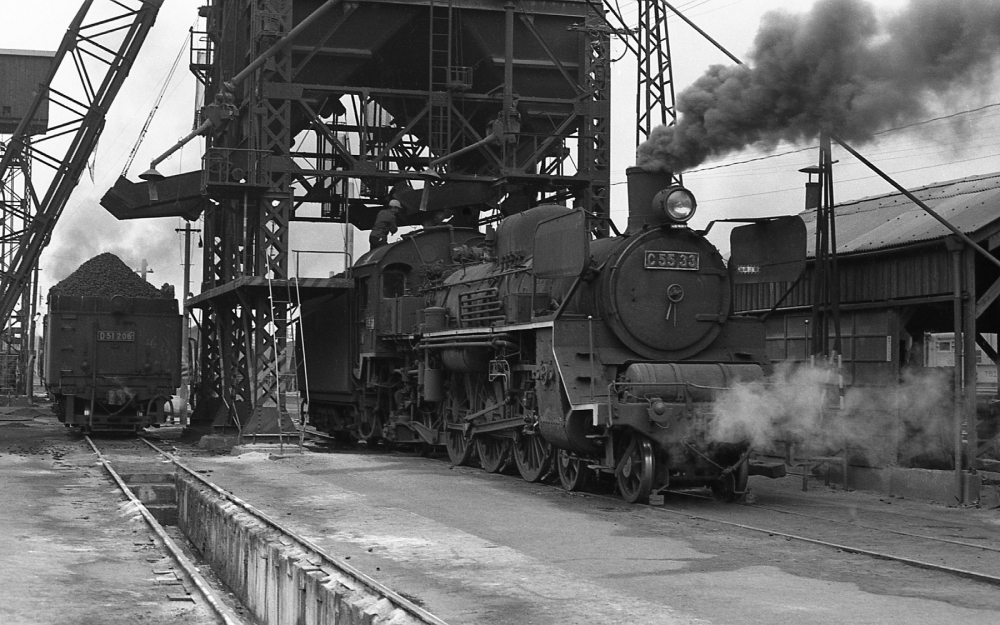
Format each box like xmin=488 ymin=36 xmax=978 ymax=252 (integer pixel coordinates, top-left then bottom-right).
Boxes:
xmin=300 ymin=167 xmax=804 ymax=502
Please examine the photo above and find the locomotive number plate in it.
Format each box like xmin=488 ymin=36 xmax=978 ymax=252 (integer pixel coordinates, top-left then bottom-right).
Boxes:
xmin=644 ymin=251 xmax=700 ymax=271
xmin=97 ymin=330 xmax=135 ymax=342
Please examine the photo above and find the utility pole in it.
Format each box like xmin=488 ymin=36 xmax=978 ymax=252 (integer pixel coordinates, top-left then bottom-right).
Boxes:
xmin=176 ymin=222 xmax=200 ymax=425
xmin=138 ymin=259 xmax=153 ymax=281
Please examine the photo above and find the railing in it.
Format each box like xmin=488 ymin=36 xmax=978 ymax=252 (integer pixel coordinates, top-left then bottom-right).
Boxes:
xmin=459 ymin=287 xmax=503 ymax=326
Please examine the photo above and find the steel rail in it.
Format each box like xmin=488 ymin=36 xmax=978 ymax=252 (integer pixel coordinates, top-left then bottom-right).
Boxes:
xmin=139 ymin=437 xmax=450 ymax=625
xmin=405 ymin=451 xmax=1000 ymax=588
xmin=577 ymin=486 xmax=1000 ymax=588
xmin=662 ymin=487 xmax=1000 ymax=554
xmin=757 ymin=503 xmax=1000 ymax=553
xmin=84 ymin=436 xmax=245 ymax=625
xmin=648 ymin=504 xmax=1000 ymax=587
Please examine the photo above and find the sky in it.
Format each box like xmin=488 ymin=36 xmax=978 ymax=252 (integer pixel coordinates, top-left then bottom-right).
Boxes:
xmin=2 ymin=0 xmax=998 ymax=303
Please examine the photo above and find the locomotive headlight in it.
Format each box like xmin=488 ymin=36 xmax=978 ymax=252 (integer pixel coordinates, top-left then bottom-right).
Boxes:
xmin=656 ymin=187 xmax=697 ymax=223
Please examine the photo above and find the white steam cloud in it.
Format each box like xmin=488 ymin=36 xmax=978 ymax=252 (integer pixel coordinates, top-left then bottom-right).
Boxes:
xmin=711 ymin=363 xmax=955 ymax=467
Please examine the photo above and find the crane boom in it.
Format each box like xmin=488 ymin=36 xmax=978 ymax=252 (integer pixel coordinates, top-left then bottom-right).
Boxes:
xmin=0 ymin=0 xmax=162 ymax=328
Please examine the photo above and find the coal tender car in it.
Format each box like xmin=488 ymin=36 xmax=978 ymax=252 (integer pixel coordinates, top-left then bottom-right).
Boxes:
xmin=301 ymin=167 xmax=805 ymax=503
xmin=42 ymin=253 xmax=182 ymax=433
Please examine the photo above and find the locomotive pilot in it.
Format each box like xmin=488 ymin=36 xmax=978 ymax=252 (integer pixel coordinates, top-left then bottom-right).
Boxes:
xmin=370 ymin=200 xmax=402 ymax=249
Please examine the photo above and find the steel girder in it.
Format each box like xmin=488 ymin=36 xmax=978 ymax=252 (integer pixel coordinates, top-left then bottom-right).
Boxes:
xmin=586 ymin=0 xmax=678 ymax=151
xmin=0 ymin=145 xmax=36 ymax=394
xmin=195 ymin=0 xmax=296 ymax=431
xmin=635 ymin=0 xmax=676 ymax=146
xmin=0 ymin=0 xmax=162 ymax=396
xmin=192 ymin=0 xmax=616 ymax=428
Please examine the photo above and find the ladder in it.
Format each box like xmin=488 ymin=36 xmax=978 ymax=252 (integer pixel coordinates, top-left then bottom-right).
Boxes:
xmin=428 ymin=0 xmax=454 ymax=164
xmin=266 ymin=275 xmax=310 ymax=447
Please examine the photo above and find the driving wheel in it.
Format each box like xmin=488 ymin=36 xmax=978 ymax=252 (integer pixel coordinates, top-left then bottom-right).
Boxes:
xmin=444 ymin=376 xmax=475 ymax=466
xmin=474 ymin=379 xmax=513 ymax=473
xmin=513 ymin=427 xmax=553 ymax=482
xmin=557 ymin=449 xmax=591 ymax=492
xmin=616 ymin=435 xmax=654 ymax=503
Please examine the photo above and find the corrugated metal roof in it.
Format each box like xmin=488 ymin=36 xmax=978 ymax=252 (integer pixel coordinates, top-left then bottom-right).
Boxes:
xmin=802 ymin=172 xmax=1000 ymax=258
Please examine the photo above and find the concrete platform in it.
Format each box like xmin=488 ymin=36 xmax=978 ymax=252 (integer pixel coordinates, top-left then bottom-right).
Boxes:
xmin=4 ymin=409 xmax=999 ymax=624
xmin=805 ymin=462 xmax=1000 ymax=508
xmin=196 ymin=434 xmax=240 ymax=451
xmin=197 ymin=434 xmax=305 ymax=456
xmin=229 ymin=442 xmax=304 ymax=456
xmin=177 ymin=445 xmax=1000 ymax=625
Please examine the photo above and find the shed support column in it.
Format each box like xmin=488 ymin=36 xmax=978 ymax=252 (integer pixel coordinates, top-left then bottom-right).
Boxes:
xmin=964 ymin=246 xmax=978 ymax=473
xmin=950 ymin=246 xmax=964 ymax=502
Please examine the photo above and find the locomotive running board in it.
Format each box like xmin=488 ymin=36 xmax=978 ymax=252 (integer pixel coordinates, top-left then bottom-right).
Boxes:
xmin=421 ymin=320 xmax=554 ymax=339
xmin=549 ymin=320 xmax=612 ymax=425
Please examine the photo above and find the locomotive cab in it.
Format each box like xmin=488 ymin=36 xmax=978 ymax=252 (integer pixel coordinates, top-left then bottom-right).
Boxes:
xmin=300 ymin=225 xmax=484 ymax=443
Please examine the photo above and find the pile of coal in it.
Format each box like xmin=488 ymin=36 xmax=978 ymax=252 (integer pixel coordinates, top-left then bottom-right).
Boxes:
xmin=49 ymin=253 xmax=166 ymax=299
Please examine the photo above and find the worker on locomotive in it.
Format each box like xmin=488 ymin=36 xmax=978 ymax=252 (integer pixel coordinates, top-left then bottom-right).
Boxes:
xmin=300 ymin=166 xmax=804 ymax=503
xmin=369 ymin=199 xmax=403 ymax=249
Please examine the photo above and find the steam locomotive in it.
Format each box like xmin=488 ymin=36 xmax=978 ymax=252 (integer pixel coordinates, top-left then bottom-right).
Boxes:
xmin=300 ymin=167 xmax=803 ymax=502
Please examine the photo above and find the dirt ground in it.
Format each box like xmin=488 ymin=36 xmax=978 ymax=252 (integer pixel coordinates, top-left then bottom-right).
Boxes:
xmin=0 ymin=409 xmax=219 ymax=625
xmin=175 ymin=439 xmax=1000 ymax=625
xmin=4 ymin=406 xmax=1000 ymax=625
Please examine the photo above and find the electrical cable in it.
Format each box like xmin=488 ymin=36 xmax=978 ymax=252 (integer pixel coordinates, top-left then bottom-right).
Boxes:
xmin=121 ymin=30 xmax=191 ymax=177
xmin=632 ymin=102 xmax=1000 ymax=178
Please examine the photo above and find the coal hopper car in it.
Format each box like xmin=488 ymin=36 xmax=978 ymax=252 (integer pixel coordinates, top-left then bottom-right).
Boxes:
xmin=42 ymin=253 xmax=182 ymax=433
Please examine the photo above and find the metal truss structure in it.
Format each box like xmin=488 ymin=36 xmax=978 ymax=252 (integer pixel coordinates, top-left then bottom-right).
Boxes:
xmin=172 ymin=0 xmax=680 ymax=432
xmin=0 ymin=0 xmax=162 ymax=396
xmin=0 ymin=144 xmax=36 ymax=394
xmin=588 ymin=0 xmax=677 ymax=148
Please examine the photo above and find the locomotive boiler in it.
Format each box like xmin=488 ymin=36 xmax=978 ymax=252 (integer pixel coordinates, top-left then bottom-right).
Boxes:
xmin=300 ymin=167 xmax=805 ymax=503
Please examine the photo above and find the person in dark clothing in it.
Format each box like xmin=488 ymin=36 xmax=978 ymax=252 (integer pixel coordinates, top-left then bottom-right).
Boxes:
xmin=370 ymin=200 xmax=402 ymax=249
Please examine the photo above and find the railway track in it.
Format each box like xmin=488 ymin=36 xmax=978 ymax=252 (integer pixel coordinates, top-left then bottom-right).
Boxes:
xmin=85 ymin=435 xmax=449 ymax=625
xmin=92 ymin=430 xmax=998 ymax=619
xmin=85 ymin=435 xmax=245 ymax=624
xmin=292 ymin=437 xmax=1000 ymax=591
xmin=331 ymin=439 xmax=1000 ymax=590
xmin=570 ymin=476 xmax=1000 ymax=588
xmin=299 ymin=436 xmax=1000 ymax=590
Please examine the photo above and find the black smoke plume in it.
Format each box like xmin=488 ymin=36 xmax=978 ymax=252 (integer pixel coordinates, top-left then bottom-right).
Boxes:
xmin=637 ymin=0 xmax=1000 ymax=172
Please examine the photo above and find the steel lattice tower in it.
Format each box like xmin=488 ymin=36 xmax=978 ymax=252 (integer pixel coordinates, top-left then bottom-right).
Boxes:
xmin=170 ymin=0 xmax=680 ymax=432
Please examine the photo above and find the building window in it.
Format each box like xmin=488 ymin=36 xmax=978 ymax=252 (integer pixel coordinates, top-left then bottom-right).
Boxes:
xmin=939 ymin=341 xmax=952 ymax=352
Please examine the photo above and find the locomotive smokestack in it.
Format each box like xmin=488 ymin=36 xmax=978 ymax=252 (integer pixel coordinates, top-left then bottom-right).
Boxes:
xmin=626 ymin=166 xmax=675 ymax=233
xmin=800 ymin=165 xmax=822 ymax=210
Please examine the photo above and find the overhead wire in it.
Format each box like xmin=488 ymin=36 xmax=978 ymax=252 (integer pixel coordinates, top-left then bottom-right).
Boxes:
xmin=693 ymin=152 xmax=1000 ymax=205
xmin=121 ymin=29 xmax=191 ymax=177
xmin=689 ymin=133 xmax=1000 ymax=180
xmin=606 ymin=102 xmax=999 ymax=198
xmin=624 ymin=102 xmax=1000 ymax=182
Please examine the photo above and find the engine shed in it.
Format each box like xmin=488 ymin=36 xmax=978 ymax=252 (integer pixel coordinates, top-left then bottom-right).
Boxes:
xmin=734 ymin=172 xmax=1000 ymax=477
xmin=0 ymin=49 xmax=53 ymax=135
